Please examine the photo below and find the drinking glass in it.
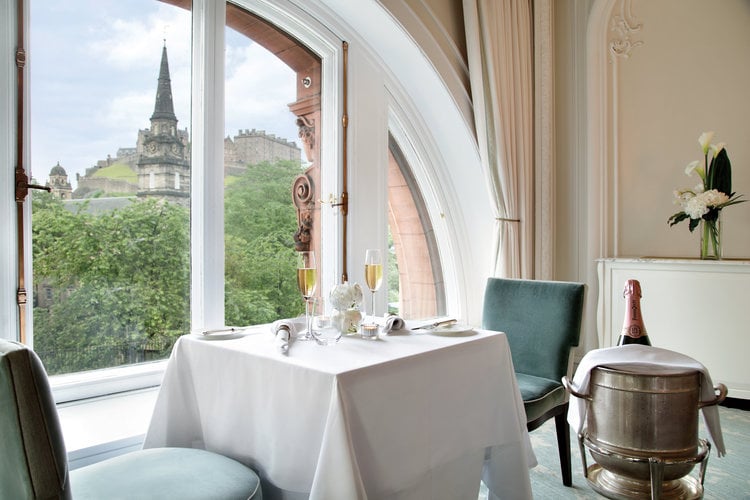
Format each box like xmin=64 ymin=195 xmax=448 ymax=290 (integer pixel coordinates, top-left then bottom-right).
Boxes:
xmin=296 ymin=251 xmax=317 ymax=341
xmin=311 ymin=298 xmax=341 ymax=345
xmin=364 ymin=249 xmax=383 ymax=323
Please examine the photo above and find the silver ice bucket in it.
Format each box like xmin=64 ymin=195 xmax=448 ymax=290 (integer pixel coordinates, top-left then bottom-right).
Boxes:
xmin=564 ymin=366 xmax=726 ymax=499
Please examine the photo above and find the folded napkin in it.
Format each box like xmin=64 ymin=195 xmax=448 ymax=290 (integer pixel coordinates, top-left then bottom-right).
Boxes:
xmin=270 ymin=317 xmax=306 ymax=354
xmin=567 ymin=345 xmax=726 ymax=456
xmin=374 ymin=314 xmax=406 ymax=334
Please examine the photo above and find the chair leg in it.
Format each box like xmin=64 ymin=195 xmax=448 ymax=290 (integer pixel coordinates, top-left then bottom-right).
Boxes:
xmin=554 ymin=409 xmax=573 ymax=487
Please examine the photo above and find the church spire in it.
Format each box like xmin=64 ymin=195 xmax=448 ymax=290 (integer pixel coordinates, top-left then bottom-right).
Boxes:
xmin=151 ymin=41 xmax=176 ymax=121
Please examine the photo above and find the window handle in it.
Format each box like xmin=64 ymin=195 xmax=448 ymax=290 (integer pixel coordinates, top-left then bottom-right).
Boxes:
xmin=15 ymin=166 xmax=51 ymax=202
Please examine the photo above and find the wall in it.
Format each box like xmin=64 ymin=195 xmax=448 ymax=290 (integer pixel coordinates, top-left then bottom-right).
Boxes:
xmin=591 ymin=0 xmax=750 ymax=260
xmin=378 ymin=0 xmax=473 ymax=132
xmin=550 ymin=0 xmax=750 ymax=352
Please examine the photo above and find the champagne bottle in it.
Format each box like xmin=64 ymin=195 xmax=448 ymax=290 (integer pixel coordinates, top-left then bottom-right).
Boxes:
xmin=617 ymin=279 xmax=652 ymax=346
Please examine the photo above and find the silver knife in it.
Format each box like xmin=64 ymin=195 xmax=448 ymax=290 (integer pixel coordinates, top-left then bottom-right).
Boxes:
xmin=414 ymin=318 xmax=457 ymax=330
xmin=201 ymin=326 xmax=241 ymax=336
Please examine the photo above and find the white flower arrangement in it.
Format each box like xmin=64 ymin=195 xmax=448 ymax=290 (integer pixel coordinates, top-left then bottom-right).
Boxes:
xmin=668 ymin=131 xmax=745 ymax=259
xmin=329 ymin=282 xmax=364 ymax=311
xmin=668 ymin=131 xmax=744 ymax=231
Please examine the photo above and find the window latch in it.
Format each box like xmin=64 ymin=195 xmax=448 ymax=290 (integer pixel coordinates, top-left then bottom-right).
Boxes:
xmin=15 ymin=165 xmax=51 ymax=202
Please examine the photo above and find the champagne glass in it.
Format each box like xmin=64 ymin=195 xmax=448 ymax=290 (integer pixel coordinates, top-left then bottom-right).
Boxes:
xmin=364 ymin=249 xmax=383 ymax=323
xmin=297 ymin=251 xmax=317 ymax=341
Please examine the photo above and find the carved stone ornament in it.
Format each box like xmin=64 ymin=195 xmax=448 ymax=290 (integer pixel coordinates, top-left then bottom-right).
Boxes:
xmin=292 ymin=173 xmax=314 ymax=251
xmin=296 ymin=115 xmax=315 ymax=164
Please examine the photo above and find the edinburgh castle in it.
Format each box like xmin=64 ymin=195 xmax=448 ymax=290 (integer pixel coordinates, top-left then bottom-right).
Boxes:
xmin=43 ymin=43 xmax=301 ymax=205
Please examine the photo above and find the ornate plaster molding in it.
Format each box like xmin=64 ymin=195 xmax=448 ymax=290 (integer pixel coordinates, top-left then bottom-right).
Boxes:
xmin=609 ymin=0 xmax=643 ymax=61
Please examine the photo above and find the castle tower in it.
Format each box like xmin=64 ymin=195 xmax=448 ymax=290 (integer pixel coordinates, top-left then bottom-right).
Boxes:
xmin=47 ymin=162 xmax=73 ymax=200
xmin=137 ymin=42 xmax=190 ymax=204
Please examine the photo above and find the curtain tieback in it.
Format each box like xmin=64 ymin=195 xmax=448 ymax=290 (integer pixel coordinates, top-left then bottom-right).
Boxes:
xmin=496 ymin=217 xmax=520 ymax=222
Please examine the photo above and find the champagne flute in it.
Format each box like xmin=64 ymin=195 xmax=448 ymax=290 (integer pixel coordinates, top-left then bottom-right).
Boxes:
xmin=364 ymin=249 xmax=383 ymax=324
xmin=297 ymin=251 xmax=317 ymax=341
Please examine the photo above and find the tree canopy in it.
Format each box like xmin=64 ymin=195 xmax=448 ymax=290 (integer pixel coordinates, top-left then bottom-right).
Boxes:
xmin=32 ymin=159 xmax=304 ymax=374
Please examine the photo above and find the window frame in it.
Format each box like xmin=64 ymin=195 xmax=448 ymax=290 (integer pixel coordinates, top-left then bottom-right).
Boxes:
xmin=28 ymin=0 xmax=344 ymax=402
xmin=6 ymin=0 xmax=477 ymax=403
xmin=192 ymin=0 xmax=344 ymax=331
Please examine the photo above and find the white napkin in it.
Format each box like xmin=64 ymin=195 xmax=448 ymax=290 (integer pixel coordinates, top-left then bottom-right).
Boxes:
xmin=567 ymin=345 xmax=726 ymax=456
xmin=270 ymin=317 xmax=306 ymax=354
xmin=374 ymin=314 xmax=406 ymax=334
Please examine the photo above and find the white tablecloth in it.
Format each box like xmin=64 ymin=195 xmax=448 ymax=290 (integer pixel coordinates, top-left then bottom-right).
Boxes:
xmin=143 ymin=328 xmax=535 ymax=499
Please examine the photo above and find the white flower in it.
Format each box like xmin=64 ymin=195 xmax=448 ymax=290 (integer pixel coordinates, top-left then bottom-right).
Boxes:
xmin=683 ymin=189 xmax=730 ymax=219
xmin=673 ymin=189 xmax=695 ymax=207
xmin=698 ymin=131 xmax=714 ymax=154
xmin=684 ymin=196 xmax=709 ymax=219
xmin=701 ymin=189 xmax=729 ymax=207
xmin=684 ymin=160 xmax=705 ymax=184
xmin=684 ymin=160 xmax=700 ymax=176
xmin=329 ymin=282 xmax=363 ymax=310
xmin=710 ymin=142 xmax=726 ymax=157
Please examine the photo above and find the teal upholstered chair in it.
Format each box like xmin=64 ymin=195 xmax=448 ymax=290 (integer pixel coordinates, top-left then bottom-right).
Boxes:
xmin=482 ymin=278 xmax=585 ymax=487
xmin=0 ymin=339 xmax=262 ymax=500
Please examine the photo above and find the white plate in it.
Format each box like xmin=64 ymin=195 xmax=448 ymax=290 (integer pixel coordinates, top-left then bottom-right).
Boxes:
xmin=428 ymin=324 xmax=476 ymax=336
xmin=190 ymin=330 xmax=246 ymax=341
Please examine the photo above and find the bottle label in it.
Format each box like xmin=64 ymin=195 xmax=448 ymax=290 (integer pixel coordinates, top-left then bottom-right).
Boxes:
xmin=622 ymin=324 xmax=644 ymax=338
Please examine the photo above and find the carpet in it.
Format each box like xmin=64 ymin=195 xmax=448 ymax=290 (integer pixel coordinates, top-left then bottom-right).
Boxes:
xmin=480 ymin=405 xmax=750 ymax=499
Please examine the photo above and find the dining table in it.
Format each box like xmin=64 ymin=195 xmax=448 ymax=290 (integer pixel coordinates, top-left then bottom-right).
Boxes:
xmin=142 ymin=323 xmax=536 ymax=500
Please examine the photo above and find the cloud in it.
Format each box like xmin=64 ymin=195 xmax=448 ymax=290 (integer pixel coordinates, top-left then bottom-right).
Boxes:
xmin=88 ymin=3 xmax=192 ymax=72
xmin=225 ymin=43 xmax=297 ymax=142
xmin=31 ymin=0 xmax=300 ymax=182
xmin=104 ymin=91 xmax=155 ymax=133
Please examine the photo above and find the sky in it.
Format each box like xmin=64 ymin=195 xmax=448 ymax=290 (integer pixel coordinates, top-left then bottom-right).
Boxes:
xmin=29 ymin=0 xmax=299 ymax=186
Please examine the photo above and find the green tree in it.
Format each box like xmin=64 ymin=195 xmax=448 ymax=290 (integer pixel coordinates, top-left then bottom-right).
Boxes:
xmin=32 ymin=193 xmax=190 ymax=374
xmin=31 ymin=158 xmax=303 ymax=374
xmin=224 ymin=160 xmax=304 ymax=325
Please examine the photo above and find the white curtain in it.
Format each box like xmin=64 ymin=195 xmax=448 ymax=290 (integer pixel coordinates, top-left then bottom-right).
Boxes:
xmin=463 ymin=0 xmax=534 ymax=279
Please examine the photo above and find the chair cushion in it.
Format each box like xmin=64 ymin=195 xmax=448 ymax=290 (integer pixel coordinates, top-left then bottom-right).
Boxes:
xmin=70 ymin=447 xmax=262 ymax=500
xmin=516 ymin=372 xmax=566 ymax=423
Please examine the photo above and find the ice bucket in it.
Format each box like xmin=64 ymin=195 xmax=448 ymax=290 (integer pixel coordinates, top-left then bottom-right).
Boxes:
xmin=564 ymin=366 xmax=726 ymax=499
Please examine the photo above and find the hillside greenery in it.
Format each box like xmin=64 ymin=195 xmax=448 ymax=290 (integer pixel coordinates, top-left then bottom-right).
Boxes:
xmin=91 ymin=163 xmax=138 ymax=181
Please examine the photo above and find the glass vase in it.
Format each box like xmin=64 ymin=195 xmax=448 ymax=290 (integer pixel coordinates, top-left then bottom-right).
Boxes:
xmin=700 ymin=216 xmax=722 ymax=260
xmin=333 ymin=308 xmax=362 ymax=335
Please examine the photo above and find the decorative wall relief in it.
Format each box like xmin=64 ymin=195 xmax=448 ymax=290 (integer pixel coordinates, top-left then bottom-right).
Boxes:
xmin=296 ymin=115 xmax=316 ymax=166
xmin=292 ymin=114 xmax=317 ymax=252
xmin=293 ymin=173 xmax=314 ymax=251
xmin=609 ymin=0 xmax=643 ymax=61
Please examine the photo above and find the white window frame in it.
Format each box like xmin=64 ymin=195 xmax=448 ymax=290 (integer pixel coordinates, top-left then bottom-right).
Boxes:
xmin=26 ymin=0 xmax=343 ymax=402
xmin=192 ymin=0 xmax=344 ymax=331
xmin=5 ymin=0 xmax=483 ymax=403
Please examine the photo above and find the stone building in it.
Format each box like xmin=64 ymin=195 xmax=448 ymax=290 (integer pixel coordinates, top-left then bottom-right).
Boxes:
xmin=65 ymin=43 xmax=300 ymax=201
xmin=46 ymin=162 xmax=72 ymax=200
xmin=224 ymin=129 xmax=301 ymax=176
xmin=135 ymin=44 xmax=191 ymax=205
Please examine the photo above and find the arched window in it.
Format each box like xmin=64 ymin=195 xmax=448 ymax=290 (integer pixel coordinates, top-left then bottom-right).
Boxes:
xmin=19 ymin=0 xmax=451 ymax=397
xmin=387 ymin=135 xmax=445 ymax=319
